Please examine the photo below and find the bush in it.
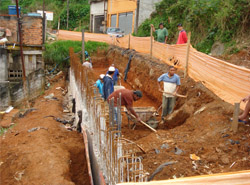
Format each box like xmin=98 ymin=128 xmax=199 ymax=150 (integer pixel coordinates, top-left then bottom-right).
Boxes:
xmin=44 ymin=40 xmax=108 ymax=68
xmin=135 ymin=0 xmax=250 ymax=54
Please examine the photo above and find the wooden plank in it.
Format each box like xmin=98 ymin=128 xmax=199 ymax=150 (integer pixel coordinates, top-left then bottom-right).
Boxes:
xmin=184 ymin=32 xmax=191 ymax=78
xmin=117 ymin=170 xmax=250 ymax=185
xmin=23 ymin=50 xmax=43 ymax=55
xmin=232 ymin=102 xmax=240 ymax=132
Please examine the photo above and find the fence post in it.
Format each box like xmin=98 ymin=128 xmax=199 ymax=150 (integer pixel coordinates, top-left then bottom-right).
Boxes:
xmin=184 ymin=32 xmax=191 ymax=78
xmin=150 ymin=26 xmax=153 ymax=57
xmin=82 ymin=29 xmax=85 ymax=62
xmin=232 ymin=103 xmax=240 ymax=132
xmin=128 ymin=34 xmax=131 ymax=49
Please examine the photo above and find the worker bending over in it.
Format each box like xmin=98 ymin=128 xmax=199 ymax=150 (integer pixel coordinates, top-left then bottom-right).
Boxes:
xmin=108 ymin=89 xmax=143 ymax=123
xmin=158 ymin=66 xmax=181 ymax=123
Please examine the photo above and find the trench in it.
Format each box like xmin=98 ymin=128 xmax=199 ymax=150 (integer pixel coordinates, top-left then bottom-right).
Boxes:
xmin=70 ymin=46 xmax=250 ymax=183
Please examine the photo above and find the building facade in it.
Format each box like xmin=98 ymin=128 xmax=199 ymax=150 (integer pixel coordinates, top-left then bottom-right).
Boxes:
xmin=0 ymin=14 xmax=45 ymax=108
xmin=90 ymin=0 xmax=162 ymax=35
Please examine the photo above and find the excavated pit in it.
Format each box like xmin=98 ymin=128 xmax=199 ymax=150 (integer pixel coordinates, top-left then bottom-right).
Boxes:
xmin=90 ymin=46 xmax=250 ymax=181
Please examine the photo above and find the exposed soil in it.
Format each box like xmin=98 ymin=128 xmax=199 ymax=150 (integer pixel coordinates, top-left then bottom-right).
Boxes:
xmin=215 ymin=47 xmax=250 ymax=69
xmin=91 ymin=46 xmax=250 ymax=181
xmin=0 ymin=75 xmax=90 ymax=185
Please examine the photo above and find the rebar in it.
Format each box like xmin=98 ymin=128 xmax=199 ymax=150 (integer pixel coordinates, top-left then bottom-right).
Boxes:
xmin=69 ymin=50 xmax=149 ymax=184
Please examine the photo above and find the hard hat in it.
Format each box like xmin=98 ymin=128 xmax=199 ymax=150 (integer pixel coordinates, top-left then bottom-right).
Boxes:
xmin=100 ymin=74 xmax=105 ymax=79
xmin=108 ymin=66 xmax=115 ymax=72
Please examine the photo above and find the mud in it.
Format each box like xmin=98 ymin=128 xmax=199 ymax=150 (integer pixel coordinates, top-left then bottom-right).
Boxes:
xmin=92 ymin=46 xmax=250 ymax=181
xmin=0 ymin=76 xmax=90 ymax=185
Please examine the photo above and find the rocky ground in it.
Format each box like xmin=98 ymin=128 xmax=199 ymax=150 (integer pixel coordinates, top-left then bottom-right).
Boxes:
xmin=0 ymin=74 xmax=90 ymax=185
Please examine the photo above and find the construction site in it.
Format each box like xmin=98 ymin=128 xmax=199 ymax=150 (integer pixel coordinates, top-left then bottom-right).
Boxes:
xmin=1 ymin=0 xmax=250 ymax=184
xmin=1 ymin=28 xmax=250 ymax=184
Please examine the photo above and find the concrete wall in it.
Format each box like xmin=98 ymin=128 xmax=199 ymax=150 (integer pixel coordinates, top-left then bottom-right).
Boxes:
xmin=138 ymin=0 xmax=162 ymax=26
xmin=0 ymin=48 xmax=8 ymax=81
xmin=0 ymin=68 xmax=45 ymax=108
xmin=90 ymin=1 xmax=106 ymax=15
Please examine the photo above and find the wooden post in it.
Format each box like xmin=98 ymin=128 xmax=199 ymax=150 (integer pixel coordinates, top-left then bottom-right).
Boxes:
xmin=57 ymin=17 xmax=60 ymax=31
xmin=128 ymin=34 xmax=131 ymax=49
xmin=184 ymin=32 xmax=191 ymax=78
xmin=82 ymin=29 xmax=85 ymax=62
xmin=135 ymin=0 xmax=140 ymax=34
xmin=67 ymin=0 xmax=69 ymax=30
xmin=150 ymin=26 xmax=153 ymax=57
xmin=232 ymin=103 xmax=240 ymax=132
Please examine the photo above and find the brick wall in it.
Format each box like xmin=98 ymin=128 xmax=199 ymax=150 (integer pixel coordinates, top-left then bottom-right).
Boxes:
xmin=0 ymin=15 xmax=43 ymax=45
xmin=0 ymin=15 xmax=18 ymax=43
xmin=22 ymin=16 xmax=43 ymax=45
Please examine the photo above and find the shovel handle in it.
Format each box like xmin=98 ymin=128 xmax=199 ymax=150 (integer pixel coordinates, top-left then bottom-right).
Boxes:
xmin=128 ymin=113 xmax=157 ymax=132
xmin=160 ymin=90 xmax=187 ymax=98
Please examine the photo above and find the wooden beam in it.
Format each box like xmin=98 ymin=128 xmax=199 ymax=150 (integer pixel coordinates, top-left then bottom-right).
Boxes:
xmin=117 ymin=170 xmax=250 ymax=185
xmin=23 ymin=50 xmax=43 ymax=55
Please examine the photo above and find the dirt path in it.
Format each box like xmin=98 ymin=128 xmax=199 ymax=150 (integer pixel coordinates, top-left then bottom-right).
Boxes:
xmin=0 ymin=76 xmax=90 ymax=185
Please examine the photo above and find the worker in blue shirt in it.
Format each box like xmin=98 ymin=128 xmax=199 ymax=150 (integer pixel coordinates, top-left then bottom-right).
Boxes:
xmin=103 ymin=66 xmax=115 ymax=100
xmin=158 ymin=66 xmax=181 ymax=123
xmin=94 ymin=74 xmax=105 ymax=96
xmin=107 ymin=64 xmax=119 ymax=85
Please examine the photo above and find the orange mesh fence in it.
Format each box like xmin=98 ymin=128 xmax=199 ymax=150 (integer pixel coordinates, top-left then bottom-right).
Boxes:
xmin=59 ymin=30 xmax=250 ymax=109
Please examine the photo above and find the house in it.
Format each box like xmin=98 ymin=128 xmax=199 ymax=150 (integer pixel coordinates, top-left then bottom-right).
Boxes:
xmin=0 ymin=14 xmax=45 ymax=108
xmin=90 ymin=0 xmax=162 ymax=34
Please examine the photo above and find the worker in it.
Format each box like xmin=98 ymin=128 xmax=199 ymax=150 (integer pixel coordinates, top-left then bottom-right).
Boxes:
xmin=239 ymin=95 xmax=250 ymax=123
xmin=107 ymin=64 xmax=120 ymax=85
xmin=150 ymin=23 xmax=168 ymax=44
xmin=108 ymin=89 xmax=143 ymax=123
xmin=82 ymin=58 xmax=92 ymax=69
xmin=158 ymin=66 xmax=181 ymax=123
xmin=94 ymin=74 xmax=105 ymax=96
xmin=176 ymin=23 xmax=187 ymax=44
xmin=103 ymin=66 xmax=115 ymax=100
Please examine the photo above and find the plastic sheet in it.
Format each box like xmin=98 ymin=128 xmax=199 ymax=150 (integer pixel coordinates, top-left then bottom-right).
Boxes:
xmin=59 ymin=30 xmax=250 ymax=109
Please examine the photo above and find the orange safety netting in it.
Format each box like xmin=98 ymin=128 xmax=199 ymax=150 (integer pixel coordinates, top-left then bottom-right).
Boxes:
xmin=58 ymin=30 xmax=250 ymax=109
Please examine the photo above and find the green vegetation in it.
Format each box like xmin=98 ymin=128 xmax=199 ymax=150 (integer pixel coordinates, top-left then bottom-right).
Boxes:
xmin=135 ymin=0 xmax=249 ymax=54
xmin=0 ymin=124 xmax=15 ymax=136
xmin=0 ymin=0 xmax=90 ymax=31
xmin=44 ymin=40 xmax=108 ymax=68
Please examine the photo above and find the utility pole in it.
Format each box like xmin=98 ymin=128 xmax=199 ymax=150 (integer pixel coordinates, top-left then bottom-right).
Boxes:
xmin=135 ymin=0 xmax=140 ymax=34
xmin=67 ymin=0 xmax=69 ymax=30
xmin=103 ymin=0 xmax=106 ymax=33
xmin=15 ymin=0 xmax=29 ymax=107
xmin=42 ymin=0 xmax=45 ymax=43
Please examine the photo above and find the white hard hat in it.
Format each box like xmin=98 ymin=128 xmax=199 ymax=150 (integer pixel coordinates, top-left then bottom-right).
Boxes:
xmin=108 ymin=66 xmax=115 ymax=72
xmin=100 ymin=74 xmax=105 ymax=79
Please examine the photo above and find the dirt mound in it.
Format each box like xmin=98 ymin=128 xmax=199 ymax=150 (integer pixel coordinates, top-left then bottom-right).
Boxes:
xmin=0 ymin=76 xmax=90 ymax=185
xmin=216 ymin=48 xmax=250 ymax=69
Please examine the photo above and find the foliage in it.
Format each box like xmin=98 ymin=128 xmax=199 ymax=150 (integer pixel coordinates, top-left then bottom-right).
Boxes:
xmin=0 ymin=0 xmax=15 ymax=14
xmin=44 ymin=40 xmax=108 ymax=68
xmin=54 ymin=2 xmax=90 ymax=31
xmin=0 ymin=0 xmax=90 ymax=31
xmin=135 ymin=0 xmax=250 ymax=54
